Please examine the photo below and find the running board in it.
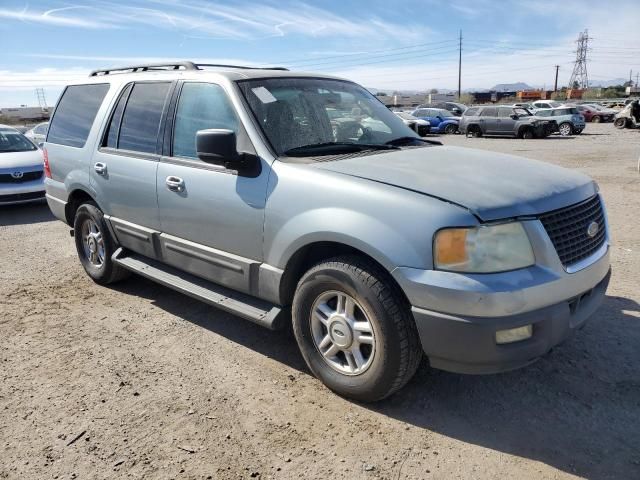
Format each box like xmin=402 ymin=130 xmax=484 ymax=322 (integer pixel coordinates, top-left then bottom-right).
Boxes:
xmin=112 ymin=248 xmax=285 ymax=330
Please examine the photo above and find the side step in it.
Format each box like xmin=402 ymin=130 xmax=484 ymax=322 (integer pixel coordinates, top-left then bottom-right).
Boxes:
xmin=112 ymin=248 xmax=285 ymax=330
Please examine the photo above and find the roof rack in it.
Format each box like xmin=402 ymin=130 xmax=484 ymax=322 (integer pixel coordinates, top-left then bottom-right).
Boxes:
xmin=89 ymin=61 xmax=288 ymax=77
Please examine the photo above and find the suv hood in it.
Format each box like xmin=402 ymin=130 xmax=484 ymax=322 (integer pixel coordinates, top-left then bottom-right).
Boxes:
xmin=313 ymin=146 xmax=596 ymax=221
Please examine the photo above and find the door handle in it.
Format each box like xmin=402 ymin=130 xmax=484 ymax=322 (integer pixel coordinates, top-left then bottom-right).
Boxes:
xmin=94 ymin=162 xmax=107 ymax=175
xmin=165 ymin=176 xmax=185 ymax=192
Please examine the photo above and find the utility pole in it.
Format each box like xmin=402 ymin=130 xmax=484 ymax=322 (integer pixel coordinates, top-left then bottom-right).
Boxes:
xmin=458 ymin=30 xmax=462 ymax=101
xmin=554 ymin=65 xmax=560 ymax=92
xmin=568 ymin=29 xmax=590 ymax=89
xmin=636 ymin=72 xmax=639 ymax=87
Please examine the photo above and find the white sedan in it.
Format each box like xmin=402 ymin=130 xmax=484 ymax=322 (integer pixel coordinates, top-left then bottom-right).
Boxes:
xmin=0 ymin=125 xmax=46 ymax=205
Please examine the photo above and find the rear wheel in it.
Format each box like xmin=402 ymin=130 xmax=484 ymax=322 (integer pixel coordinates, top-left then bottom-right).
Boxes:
xmin=558 ymin=122 xmax=573 ymax=136
xmin=468 ymin=125 xmax=482 ymax=137
xmin=73 ymin=202 xmax=129 ymax=285
xmin=444 ymin=123 xmax=458 ymax=134
xmin=591 ymin=115 xmax=601 ymax=123
xmin=292 ymin=256 xmax=422 ymax=402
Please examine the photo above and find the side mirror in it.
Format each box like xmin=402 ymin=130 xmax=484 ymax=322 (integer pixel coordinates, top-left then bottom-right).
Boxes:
xmin=196 ymin=129 xmax=239 ymax=164
xmin=196 ymin=129 xmax=259 ymax=175
xmin=510 ymin=114 xmax=519 ymax=120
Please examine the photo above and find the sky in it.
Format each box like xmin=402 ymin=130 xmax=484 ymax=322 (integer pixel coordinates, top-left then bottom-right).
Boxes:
xmin=1 ymin=0 xmax=640 ymax=107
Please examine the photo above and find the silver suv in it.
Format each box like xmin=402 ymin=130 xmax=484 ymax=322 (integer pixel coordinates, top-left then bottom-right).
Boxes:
xmin=44 ymin=62 xmax=611 ymax=401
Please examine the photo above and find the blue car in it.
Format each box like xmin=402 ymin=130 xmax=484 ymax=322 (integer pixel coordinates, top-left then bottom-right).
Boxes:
xmin=411 ymin=107 xmax=459 ymax=134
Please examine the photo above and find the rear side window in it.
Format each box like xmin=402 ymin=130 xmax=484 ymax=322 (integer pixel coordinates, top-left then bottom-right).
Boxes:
xmin=104 ymin=84 xmax=133 ymax=149
xmin=480 ymin=107 xmax=497 ymax=117
xmin=47 ymin=84 xmax=109 ymax=148
xmin=118 ymin=82 xmax=171 ymax=153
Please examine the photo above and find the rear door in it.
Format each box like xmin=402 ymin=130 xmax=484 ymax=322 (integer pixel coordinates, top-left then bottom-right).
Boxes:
xmin=91 ymin=81 xmax=173 ymax=258
xmin=479 ymin=107 xmax=498 ymax=133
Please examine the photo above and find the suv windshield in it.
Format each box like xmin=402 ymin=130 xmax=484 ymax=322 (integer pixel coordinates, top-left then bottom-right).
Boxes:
xmin=0 ymin=129 xmax=37 ymax=153
xmin=238 ymin=78 xmax=419 ymax=155
xmin=514 ymin=108 xmax=532 ymax=116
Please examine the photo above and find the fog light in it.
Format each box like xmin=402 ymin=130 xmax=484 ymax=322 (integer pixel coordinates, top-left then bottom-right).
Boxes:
xmin=495 ymin=325 xmax=533 ymax=344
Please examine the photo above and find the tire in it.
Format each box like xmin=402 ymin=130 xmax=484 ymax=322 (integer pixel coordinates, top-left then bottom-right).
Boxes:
xmin=468 ymin=125 xmax=482 ymax=138
xmin=444 ymin=123 xmax=457 ymax=134
xmin=73 ymin=202 xmax=129 ymax=285
xmin=520 ymin=128 xmax=534 ymax=139
xmin=558 ymin=122 xmax=573 ymax=136
xmin=574 ymin=128 xmax=583 ymax=135
xmin=613 ymin=118 xmax=627 ymax=129
xmin=292 ymin=256 xmax=422 ymax=402
xmin=591 ymin=115 xmax=601 ymax=123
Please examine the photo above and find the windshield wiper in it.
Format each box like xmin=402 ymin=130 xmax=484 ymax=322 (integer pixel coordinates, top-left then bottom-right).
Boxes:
xmin=283 ymin=142 xmax=399 ymax=157
xmin=385 ymin=136 xmax=426 ymax=146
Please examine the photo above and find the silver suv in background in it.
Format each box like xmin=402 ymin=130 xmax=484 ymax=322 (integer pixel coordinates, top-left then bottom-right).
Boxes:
xmin=44 ymin=62 xmax=610 ymax=401
xmin=460 ymin=105 xmax=554 ymax=138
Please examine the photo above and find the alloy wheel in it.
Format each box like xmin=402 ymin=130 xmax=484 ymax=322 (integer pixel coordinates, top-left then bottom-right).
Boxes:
xmin=310 ymin=290 xmax=376 ymax=375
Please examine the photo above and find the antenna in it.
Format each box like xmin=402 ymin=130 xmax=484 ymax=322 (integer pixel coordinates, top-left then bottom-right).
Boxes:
xmin=568 ymin=30 xmax=590 ymax=89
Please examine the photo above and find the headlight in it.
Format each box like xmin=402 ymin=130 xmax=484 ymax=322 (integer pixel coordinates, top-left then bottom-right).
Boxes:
xmin=434 ymin=222 xmax=535 ymax=273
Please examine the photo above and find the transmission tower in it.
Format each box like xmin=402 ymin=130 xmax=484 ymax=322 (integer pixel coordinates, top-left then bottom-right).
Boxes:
xmin=568 ymin=30 xmax=590 ymax=89
xmin=35 ymin=88 xmax=48 ymax=109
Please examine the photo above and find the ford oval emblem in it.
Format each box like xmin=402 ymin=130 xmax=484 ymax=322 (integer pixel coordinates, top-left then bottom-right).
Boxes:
xmin=587 ymin=221 xmax=599 ymax=238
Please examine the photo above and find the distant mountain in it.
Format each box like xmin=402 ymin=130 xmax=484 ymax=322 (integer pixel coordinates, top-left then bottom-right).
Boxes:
xmin=589 ymin=78 xmax=628 ymax=87
xmin=489 ymin=82 xmax=533 ymax=92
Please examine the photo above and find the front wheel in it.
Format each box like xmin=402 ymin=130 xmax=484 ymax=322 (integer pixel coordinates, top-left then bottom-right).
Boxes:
xmin=444 ymin=123 xmax=458 ymax=134
xmin=574 ymin=128 xmax=583 ymax=134
xmin=558 ymin=122 xmax=573 ymax=136
xmin=521 ymin=128 xmax=534 ymax=139
xmin=74 ymin=202 xmax=129 ymax=285
xmin=292 ymin=256 xmax=422 ymax=402
xmin=613 ymin=117 xmax=627 ymax=129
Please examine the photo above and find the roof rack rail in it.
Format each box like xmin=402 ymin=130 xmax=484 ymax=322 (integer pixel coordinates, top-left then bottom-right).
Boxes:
xmin=89 ymin=61 xmax=198 ymax=77
xmin=196 ymin=63 xmax=289 ymax=71
xmin=89 ymin=61 xmax=289 ymax=77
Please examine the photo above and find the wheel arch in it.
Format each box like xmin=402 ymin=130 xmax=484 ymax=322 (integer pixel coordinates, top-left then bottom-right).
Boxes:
xmin=278 ymin=240 xmax=408 ymax=308
xmin=65 ymin=188 xmax=98 ymax=226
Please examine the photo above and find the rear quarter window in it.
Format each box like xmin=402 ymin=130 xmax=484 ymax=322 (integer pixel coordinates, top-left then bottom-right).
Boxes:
xmin=464 ymin=107 xmax=479 ymax=116
xmin=47 ymin=84 xmax=109 ymax=148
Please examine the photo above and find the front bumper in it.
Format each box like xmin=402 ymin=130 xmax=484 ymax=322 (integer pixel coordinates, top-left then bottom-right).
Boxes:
xmin=0 ymin=182 xmax=45 ymax=205
xmin=411 ymin=269 xmax=610 ymax=374
xmin=393 ymin=218 xmax=611 ymax=374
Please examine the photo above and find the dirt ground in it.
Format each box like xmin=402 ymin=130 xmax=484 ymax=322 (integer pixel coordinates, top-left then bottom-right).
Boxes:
xmin=1 ymin=123 xmax=639 ymax=480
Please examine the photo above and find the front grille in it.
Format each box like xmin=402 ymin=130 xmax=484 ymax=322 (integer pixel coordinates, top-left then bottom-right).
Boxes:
xmin=0 ymin=190 xmax=45 ymax=203
xmin=539 ymin=195 xmax=606 ymax=267
xmin=0 ymin=170 xmax=43 ymax=183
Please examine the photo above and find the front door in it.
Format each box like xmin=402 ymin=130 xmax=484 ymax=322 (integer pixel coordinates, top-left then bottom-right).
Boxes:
xmin=156 ymin=82 xmax=271 ymax=294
